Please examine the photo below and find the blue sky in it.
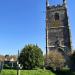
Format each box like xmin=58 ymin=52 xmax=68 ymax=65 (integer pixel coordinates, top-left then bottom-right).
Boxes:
xmin=0 ymin=0 xmax=75 ymax=55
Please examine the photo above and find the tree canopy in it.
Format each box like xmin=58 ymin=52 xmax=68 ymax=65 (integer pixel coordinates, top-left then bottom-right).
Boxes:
xmin=19 ymin=44 xmax=43 ymax=69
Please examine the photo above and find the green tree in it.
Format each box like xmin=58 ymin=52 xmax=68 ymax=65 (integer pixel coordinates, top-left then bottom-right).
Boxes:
xmin=19 ymin=44 xmax=43 ymax=69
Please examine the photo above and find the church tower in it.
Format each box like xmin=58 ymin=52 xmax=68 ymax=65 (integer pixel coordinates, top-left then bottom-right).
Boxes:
xmin=46 ymin=0 xmax=71 ymax=55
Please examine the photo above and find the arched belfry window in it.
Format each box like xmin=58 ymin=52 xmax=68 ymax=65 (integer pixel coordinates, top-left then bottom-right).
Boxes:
xmin=55 ymin=13 xmax=59 ymax=20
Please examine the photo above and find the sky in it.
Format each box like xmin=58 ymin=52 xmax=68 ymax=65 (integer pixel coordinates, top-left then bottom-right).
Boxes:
xmin=0 ymin=0 xmax=75 ymax=55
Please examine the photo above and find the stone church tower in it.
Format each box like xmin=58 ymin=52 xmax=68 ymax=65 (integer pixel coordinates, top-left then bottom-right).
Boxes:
xmin=46 ymin=0 xmax=71 ymax=55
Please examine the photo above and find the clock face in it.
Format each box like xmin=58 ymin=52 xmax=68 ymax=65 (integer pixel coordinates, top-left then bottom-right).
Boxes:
xmin=52 ymin=20 xmax=60 ymax=27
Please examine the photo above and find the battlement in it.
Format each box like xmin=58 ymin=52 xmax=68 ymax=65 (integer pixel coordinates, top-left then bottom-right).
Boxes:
xmin=47 ymin=4 xmax=66 ymax=12
xmin=46 ymin=0 xmax=66 ymax=10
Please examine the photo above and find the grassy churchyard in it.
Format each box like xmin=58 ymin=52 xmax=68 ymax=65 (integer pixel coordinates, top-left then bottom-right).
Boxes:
xmin=0 ymin=69 xmax=75 ymax=75
xmin=1 ymin=69 xmax=55 ymax=75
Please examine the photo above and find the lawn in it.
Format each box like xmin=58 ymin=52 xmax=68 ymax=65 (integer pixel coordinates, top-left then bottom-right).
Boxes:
xmin=1 ymin=69 xmax=55 ymax=75
xmin=1 ymin=69 xmax=75 ymax=75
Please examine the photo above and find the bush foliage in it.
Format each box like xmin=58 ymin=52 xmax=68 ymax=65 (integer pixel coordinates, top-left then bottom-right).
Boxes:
xmin=46 ymin=50 xmax=65 ymax=70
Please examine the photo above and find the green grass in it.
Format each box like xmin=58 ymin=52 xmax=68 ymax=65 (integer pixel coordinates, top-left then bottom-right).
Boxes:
xmin=1 ymin=69 xmax=55 ymax=75
xmin=1 ymin=69 xmax=75 ymax=75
